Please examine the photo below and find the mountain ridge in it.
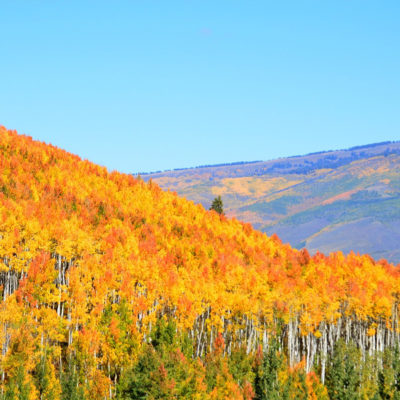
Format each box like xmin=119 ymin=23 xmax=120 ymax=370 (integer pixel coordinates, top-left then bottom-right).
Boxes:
xmin=137 ymin=140 xmax=400 ymax=176
xmin=143 ymin=140 xmax=400 ymax=264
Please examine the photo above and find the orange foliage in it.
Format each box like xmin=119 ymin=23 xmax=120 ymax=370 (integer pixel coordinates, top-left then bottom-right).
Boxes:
xmin=0 ymin=126 xmax=399 ymax=395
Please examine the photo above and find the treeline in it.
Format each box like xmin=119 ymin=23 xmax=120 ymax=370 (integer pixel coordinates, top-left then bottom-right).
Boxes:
xmin=137 ymin=141 xmax=400 ymax=178
xmin=264 ymin=148 xmax=400 ymax=175
xmin=136 ymin=160 xmax=262 ymax=176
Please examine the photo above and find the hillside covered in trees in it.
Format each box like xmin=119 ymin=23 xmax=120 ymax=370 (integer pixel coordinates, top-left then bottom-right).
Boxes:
xmin=143 ymin=141 xmax=400 ymax=264
xmin=1 ymin=126 xmax=400 ymax=399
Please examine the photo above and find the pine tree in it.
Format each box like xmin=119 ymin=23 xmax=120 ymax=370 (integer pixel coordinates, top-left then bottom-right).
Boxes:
xmin=376 ymin=346 xmax=400 ymax=400
xmin=117 ymin=319 xmax=200 ymax=399
xmin=326 ymin=340 xmax=360 ymax=400
xmin=34 ymin=356 xmax=57 ymax=400
xmin=117 ymin=344 xmax=160 ymax=400
xmin=61 ymin=362 xmax=85 ymax=400
xmin=253 ymin=339 xmax=283 ymax=400
xmin=3 ymin=366 xmax=31 ymax=400
xmin=210 ymin=196 xmax=224 ymax=214
xmin=228 ymin=346 xmax=255 ymax=389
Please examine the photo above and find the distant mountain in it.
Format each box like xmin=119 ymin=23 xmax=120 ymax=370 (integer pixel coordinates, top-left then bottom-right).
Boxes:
xmin=143 ymin=141 xmax=400 ymax=264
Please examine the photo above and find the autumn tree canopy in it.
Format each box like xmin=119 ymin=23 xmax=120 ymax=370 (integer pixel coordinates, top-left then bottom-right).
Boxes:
xmin=0 ymin=126 xmax=399 ymax=398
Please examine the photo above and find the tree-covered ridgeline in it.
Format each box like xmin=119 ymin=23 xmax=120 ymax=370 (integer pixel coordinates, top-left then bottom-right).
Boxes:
xmin=0 ymin=127 xmax=400 ymax=398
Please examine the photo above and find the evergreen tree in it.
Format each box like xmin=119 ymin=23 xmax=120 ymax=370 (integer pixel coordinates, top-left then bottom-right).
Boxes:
xmin=228 ymin=346 xmax=255 ymax=389
xmin=392 ymin=345 xmax=400 ymax=399
xmin=376 ymin=347 xmax=400 ymax=400
xmin=117 ymin=318 xmax=200 ymax=399
xmin=34 ymin=356 xmax=57 ymax=400
xmin=253 ymin=339 xmax=283 ymax=400
xmin=326 ymin=340 xmax=360 ymax=400
xmin=117 ymin=344 xmax=160 ymax=400
xmin=150 ymin=318 xmax=176 ymax=352
xmin=3 ymin=366 xmax=31 ymax=400
xmin=61 ymin=362 xmax=85 ymax=400
xmin=210 ymin=196 xmax=224 ymax=214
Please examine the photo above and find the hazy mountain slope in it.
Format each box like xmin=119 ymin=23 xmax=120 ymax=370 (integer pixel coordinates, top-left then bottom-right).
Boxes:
xmin=143 ymin=142 xmax=400 ymax=263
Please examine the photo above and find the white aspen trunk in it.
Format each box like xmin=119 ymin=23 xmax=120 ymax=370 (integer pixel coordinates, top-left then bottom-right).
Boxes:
xmin=321 ymin=323 xmax=327 ymax=384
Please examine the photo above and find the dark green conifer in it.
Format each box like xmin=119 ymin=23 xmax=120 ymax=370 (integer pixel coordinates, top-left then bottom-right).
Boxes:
xmin=35 ymin=356 xmax=56 ymax=400
xmin=117 ymin=318 xmax=197 ymax=400
xmin=210 ymin=196 xmax=224 ymax=215
xmin=326 ymin=340 xmax=360 ymax=400
xmin=253 ymin=339 xmax=283 ymax=400
xmin=3 ymin=366 xmax=30 ymax=400
xmin=61 ymin=362 xmax=85 ymax=400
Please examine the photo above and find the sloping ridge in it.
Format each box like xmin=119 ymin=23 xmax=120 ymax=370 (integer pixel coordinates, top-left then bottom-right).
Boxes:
xmin=144 ymin=141 xmax=400 ymax=263
xmin=0 ymin=126 xmax=400 ymax=396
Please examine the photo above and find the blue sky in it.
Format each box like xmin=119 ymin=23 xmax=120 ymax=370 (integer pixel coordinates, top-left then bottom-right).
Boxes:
xmin=1 ymin=1 xmax=399 ymax=173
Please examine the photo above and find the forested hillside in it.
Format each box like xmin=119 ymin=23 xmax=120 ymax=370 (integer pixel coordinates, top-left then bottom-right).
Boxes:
xmin=1 ymin=126 xmax=400 ymax=399
xmin=144 ymin=142 xmax=400 ymax=264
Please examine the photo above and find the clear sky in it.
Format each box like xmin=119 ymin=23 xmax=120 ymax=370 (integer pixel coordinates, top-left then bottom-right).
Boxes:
xmin=1 ymin=1 xmax=399 ymax=173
